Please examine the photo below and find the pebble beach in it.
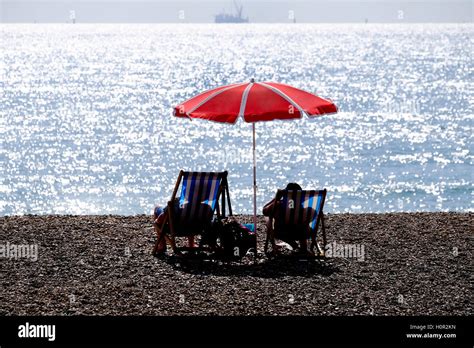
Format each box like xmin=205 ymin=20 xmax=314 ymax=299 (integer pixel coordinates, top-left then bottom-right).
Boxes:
xmin=0 ymin=213 xmax=471 ymax=316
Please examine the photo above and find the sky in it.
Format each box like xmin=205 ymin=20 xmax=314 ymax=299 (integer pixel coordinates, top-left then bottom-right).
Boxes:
xmin=0 ymin=0 xmax=473 ymax=23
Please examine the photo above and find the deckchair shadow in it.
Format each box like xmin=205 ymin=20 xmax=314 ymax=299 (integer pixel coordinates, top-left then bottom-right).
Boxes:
xmin=162 ymin=255 xmax=339 ymax=279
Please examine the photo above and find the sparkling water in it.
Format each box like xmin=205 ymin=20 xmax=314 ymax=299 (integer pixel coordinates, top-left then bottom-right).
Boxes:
xmin=0 ymin=24 xmax=472 ymax=215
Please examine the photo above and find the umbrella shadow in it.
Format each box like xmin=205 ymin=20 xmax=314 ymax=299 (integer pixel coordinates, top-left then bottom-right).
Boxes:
xmin=159 ymin=254 xmax=339 ymax=279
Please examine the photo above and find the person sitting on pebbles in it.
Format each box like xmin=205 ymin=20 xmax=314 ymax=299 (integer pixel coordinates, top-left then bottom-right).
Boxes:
xmin=263 ymin=182 xmax=312 ymax=255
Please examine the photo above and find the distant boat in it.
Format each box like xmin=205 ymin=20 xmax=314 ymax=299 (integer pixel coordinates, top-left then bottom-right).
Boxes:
xmin=215 ymin=1 xmax=249 ymax=23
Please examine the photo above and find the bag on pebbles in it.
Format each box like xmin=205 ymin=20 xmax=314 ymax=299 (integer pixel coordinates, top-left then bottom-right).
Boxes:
xmin=210 ymin=217 xmax=256 ymax=259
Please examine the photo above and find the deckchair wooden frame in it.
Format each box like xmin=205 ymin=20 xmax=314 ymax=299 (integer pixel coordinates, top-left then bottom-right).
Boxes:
xmin=264 ymin=189 xmax=327 ymax=257
xmin=152 ymin=170 xmax=232 ymax=255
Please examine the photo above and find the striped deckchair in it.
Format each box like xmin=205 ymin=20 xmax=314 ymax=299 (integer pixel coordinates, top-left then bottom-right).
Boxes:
xmin=153 ymin=170 xmax=232 ymax=254
xmin=264 ymin=189 xmax=327 ymax=256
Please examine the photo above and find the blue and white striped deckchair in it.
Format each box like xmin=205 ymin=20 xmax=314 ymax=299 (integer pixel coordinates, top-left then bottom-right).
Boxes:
xmin=153 ymin=170 xmax=232 ymax=254
xmin=265 ymin=189 xmax=327 ymax=256
xmin=177 ymin=172 xmax=223 ymax=224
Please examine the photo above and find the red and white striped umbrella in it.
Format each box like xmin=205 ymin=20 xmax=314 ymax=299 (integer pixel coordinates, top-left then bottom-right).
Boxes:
xmin=174 ymin=79 xmax=337 ymax=122
xmin=173 ymin=79 xmax=337 ymax=236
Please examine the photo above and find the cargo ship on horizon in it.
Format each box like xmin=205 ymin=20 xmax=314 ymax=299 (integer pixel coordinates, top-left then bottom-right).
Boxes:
xmin=215 ymin=1 xmax=249 ymax=23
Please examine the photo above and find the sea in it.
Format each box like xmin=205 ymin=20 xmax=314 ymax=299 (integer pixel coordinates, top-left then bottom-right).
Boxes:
xmin=0 ymin=23 xmax=472 ymax=215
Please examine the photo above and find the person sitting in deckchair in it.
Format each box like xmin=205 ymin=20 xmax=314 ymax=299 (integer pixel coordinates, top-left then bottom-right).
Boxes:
xmin=263 ymin=182 xmax=309 ymax=254
xmin=152 ymin=170 xmax=232 ymax=256
xmin=152 ymin=200 xmax=195 ymax=255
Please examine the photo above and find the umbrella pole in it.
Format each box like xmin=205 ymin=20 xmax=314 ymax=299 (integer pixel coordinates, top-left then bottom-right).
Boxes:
xmin=252 ymin=122 xmax=257 ymax=252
